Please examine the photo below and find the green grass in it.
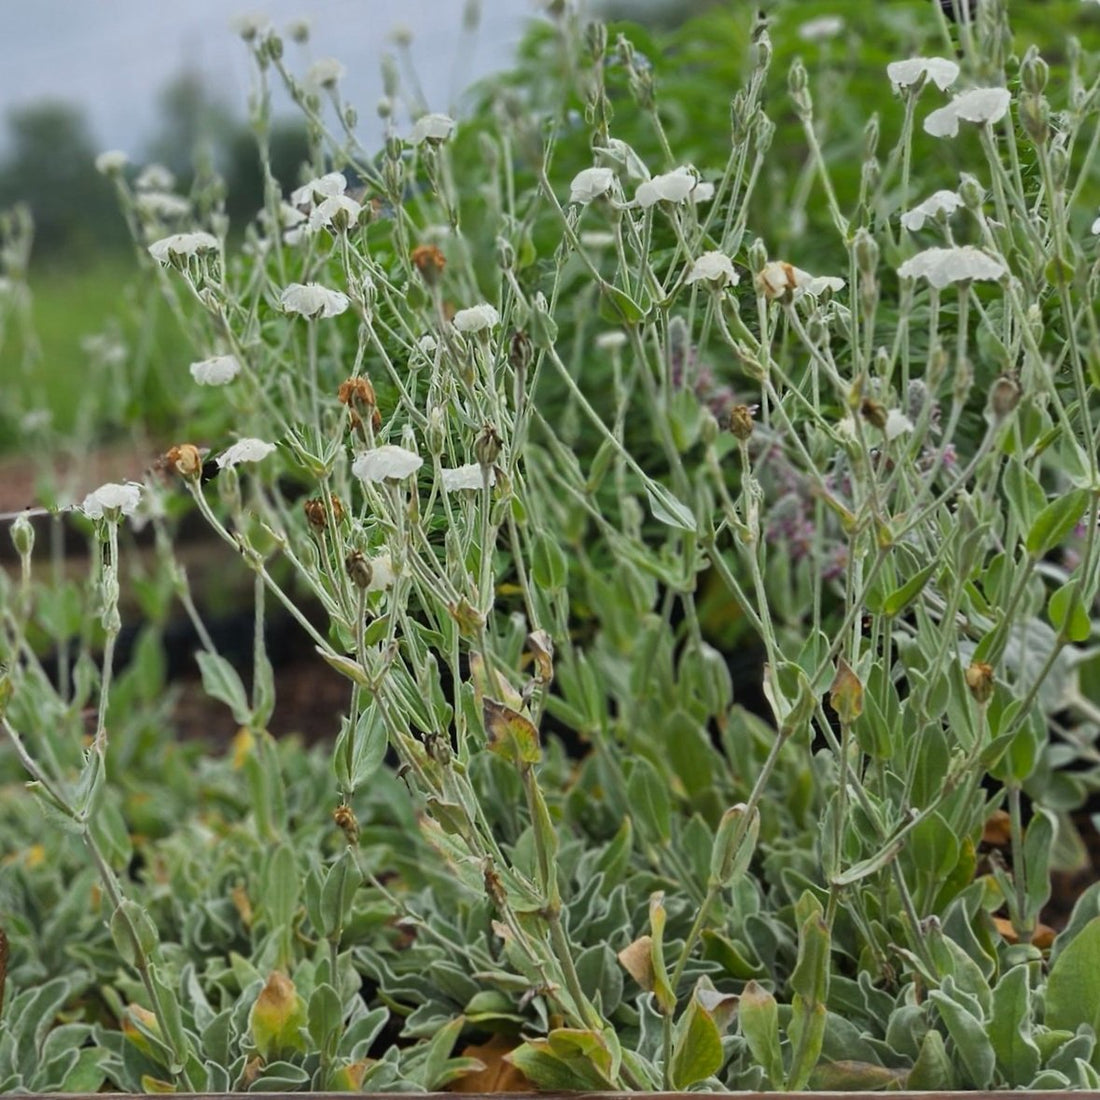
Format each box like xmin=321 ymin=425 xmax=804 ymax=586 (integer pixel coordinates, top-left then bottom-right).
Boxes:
xmin=1 ymin=253 xmax=189 ymax=453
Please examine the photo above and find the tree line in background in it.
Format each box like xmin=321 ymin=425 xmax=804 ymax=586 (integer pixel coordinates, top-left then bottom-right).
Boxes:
xmin=0 ymin=71 xmax=308 ymax=269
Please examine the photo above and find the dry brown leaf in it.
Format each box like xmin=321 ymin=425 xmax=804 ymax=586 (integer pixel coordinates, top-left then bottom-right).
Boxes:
xmin=447 ymin=1034 xmax=533 ymax=1093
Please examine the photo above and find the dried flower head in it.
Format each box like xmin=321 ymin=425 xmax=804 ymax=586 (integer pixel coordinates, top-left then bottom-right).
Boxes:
xmin=411 ymin=244 xmax=446 ymax=285
xmin=164 ymin=443 xmax=203 ymax=479
xmin=303 ymin=495 xmax=345 ymax=529
xmin=729 ymin=404 xmax=755 ymax=442
xmin=965 ymin=661 xmax=995 ymax=704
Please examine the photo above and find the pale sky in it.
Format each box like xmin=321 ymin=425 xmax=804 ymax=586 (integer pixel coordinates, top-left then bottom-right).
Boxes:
xmin=0 ymin=0 xmax=544 ymax=156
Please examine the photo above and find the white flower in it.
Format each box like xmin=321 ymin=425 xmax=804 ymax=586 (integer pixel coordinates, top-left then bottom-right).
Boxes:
xmin=95 ymin=150 xmax=128 ymax=175
xmin=148 ymin=231 xmax=220 ymax=264
xmin=280 ymin=282 xmax=350 ymax=318
xmin=441 ymin=463 xmax=496 ymax=491
xmin=279 ymin=202 xmax=307 ymax=228
xmin=408 ymin=113 xmax=455 ymax=145
xmin=569 ymin=167 xmax=615 ymax=204
xmin=230 ymin=11 xmax=270 ymax=40
xmin=290 ymin=172 xmax=347 ymax=209
xmin=887 ymin=56 xmax=960 ymax=91
xmin=884 ymin=409 xmax=914 ymax=440
xmin=352 ymin=445 xmax=424 ymax=482
xmin=417 ymin=334 xmax=438 ymax=353
xmin=136 ymin=191 xmax=191 ymax=219
xmin=81 ymin=482 xmax=142 ymax=519
xmin=686 ymin=251 xmax=739 ymax=287
xmin=189 ymin=354 xmax=241 ymax=385
xmin=595 ymin=331 xmax=628 ymax=350
xmin=900 ymin=189 xmax=964 ymax=230
xmin=691 ymin=181 xmax=715 ymax=203
xmin=799 ymin=15 xmax=844 ymax=41
xmin=924 ymin=87 xmax=1011 ymax=138
xmin=308 ymin=194 xmax=362 ymax=232
xmin=307 ymin=58 xmax=346 ymax=88
xmin=366 ymin=549 xmax=395 ymax=592
xmin=1091 ymin=214 xmax=1100 ymax=235
xmin=897 ymin=245 xmax=1006 ymax=288
xmin=216 ymin=438 xmax=276 ymax=468
xmin=135 ymin=164 xmax=176 ymax=191
xmin=453 ymin=303 xmax=500 ymax=333
xmin=757 ymin=261 xmax=844 ymax=301
xmin=635 ymin=166 xmax=697 ymax=208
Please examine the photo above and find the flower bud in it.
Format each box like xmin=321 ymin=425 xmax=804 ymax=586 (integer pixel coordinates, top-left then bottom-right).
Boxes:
xmin=1020 ymin=47 xmax=1048 ymax=94
xmin=853 ymin=228 xmax=879 ymax=278
xmin=753 ymin=113 xmax=775 ymax=155
xmin=585 ymin=20 xmax=608 ymax=60
xmin=10 ymin=513 xmax=34 ymax=560
xmin=863 ymin=113 xmax=880 ymax=159
xmin=788 ymin=59 xmax=812 ymax=114
xmin=958 ymin=174 xmax=985 ymax=211
xmin=427 ymin=406 xmax=447 ymax=456
xmin=747 ymin=238 xmax=768 ymax=276
xmin=753 ymin=29 xmax=772 ymax=73
xmin=1050 ymin=143 xmax=1069 ymax=190
xmin=1019 ymin=93 xmax=1049 ymax=145
xmin=710 ymin=803 xmax=759 ymax=887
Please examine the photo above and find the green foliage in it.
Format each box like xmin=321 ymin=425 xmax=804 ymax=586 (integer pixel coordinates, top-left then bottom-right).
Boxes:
xmin=3 ymin=0 xmax=1100 ymax=1092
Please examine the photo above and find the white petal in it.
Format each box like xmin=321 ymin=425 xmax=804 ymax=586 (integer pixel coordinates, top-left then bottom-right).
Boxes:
xmin=685 ymin=251 xmax=738 ymax=287
xmin=900 ymin=189 xmax=963 ymax=230
xmin=352 ymin=445 xmax=424 ymax=482
xmin=569 ymin=167 xmax=615 ymax=204
xmin=453 ymin=303 xmax=500 ymax=333
xmin=81 ymin=482 xmax=143 ymax=519
xmin=147 ymin=231 xmax=220 ymax=263
xmin=280 ymin=282 xmax=350 ymax=318
xmin=923 ymin=57 xmax=961 ymax=90
xmin=216 ymin=438 xmax=276 ymax=468
xmin=290 ymin=172 xmax=347 ymax=208
xmin=409 ymin=113 xmax=455 ymax=145
xmin=952 ymin=87 xmax=1011 ymax=124
xmin=923 ymin=102 xmax=961 ymax=138
xmin=189 ymin=355 xmax=241 ymax=385
xmin=884 ymin=409 xmax=914 ymax=440
xmin=897 ymin=245 xmax=1005 ymax=288
xmin=440 ymin=463 xmax=495 ymax=491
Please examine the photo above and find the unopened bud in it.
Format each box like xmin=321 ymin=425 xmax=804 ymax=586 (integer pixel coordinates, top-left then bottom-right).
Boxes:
xmin=585 ymin=20 xmax=608 ymax=60
xmin=853 ymin=228 xmax=879 ymax=278
xmin=1019 ymin=93 xmax=1049 ymax=145
xmin=10 ymin=513 xmax=34 ymax=559
xmin=863 ymin=113 xmax=880 ymax=159
xmin=710 ymin=803 xmax=759 ymax=887
xmin=958 ymin=174 xmax=985 ymax=211
xmin=1020 ymin=47 xmax=1049 ymax=94
xmin=427 ymin=406 xmax=446 ymax=456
